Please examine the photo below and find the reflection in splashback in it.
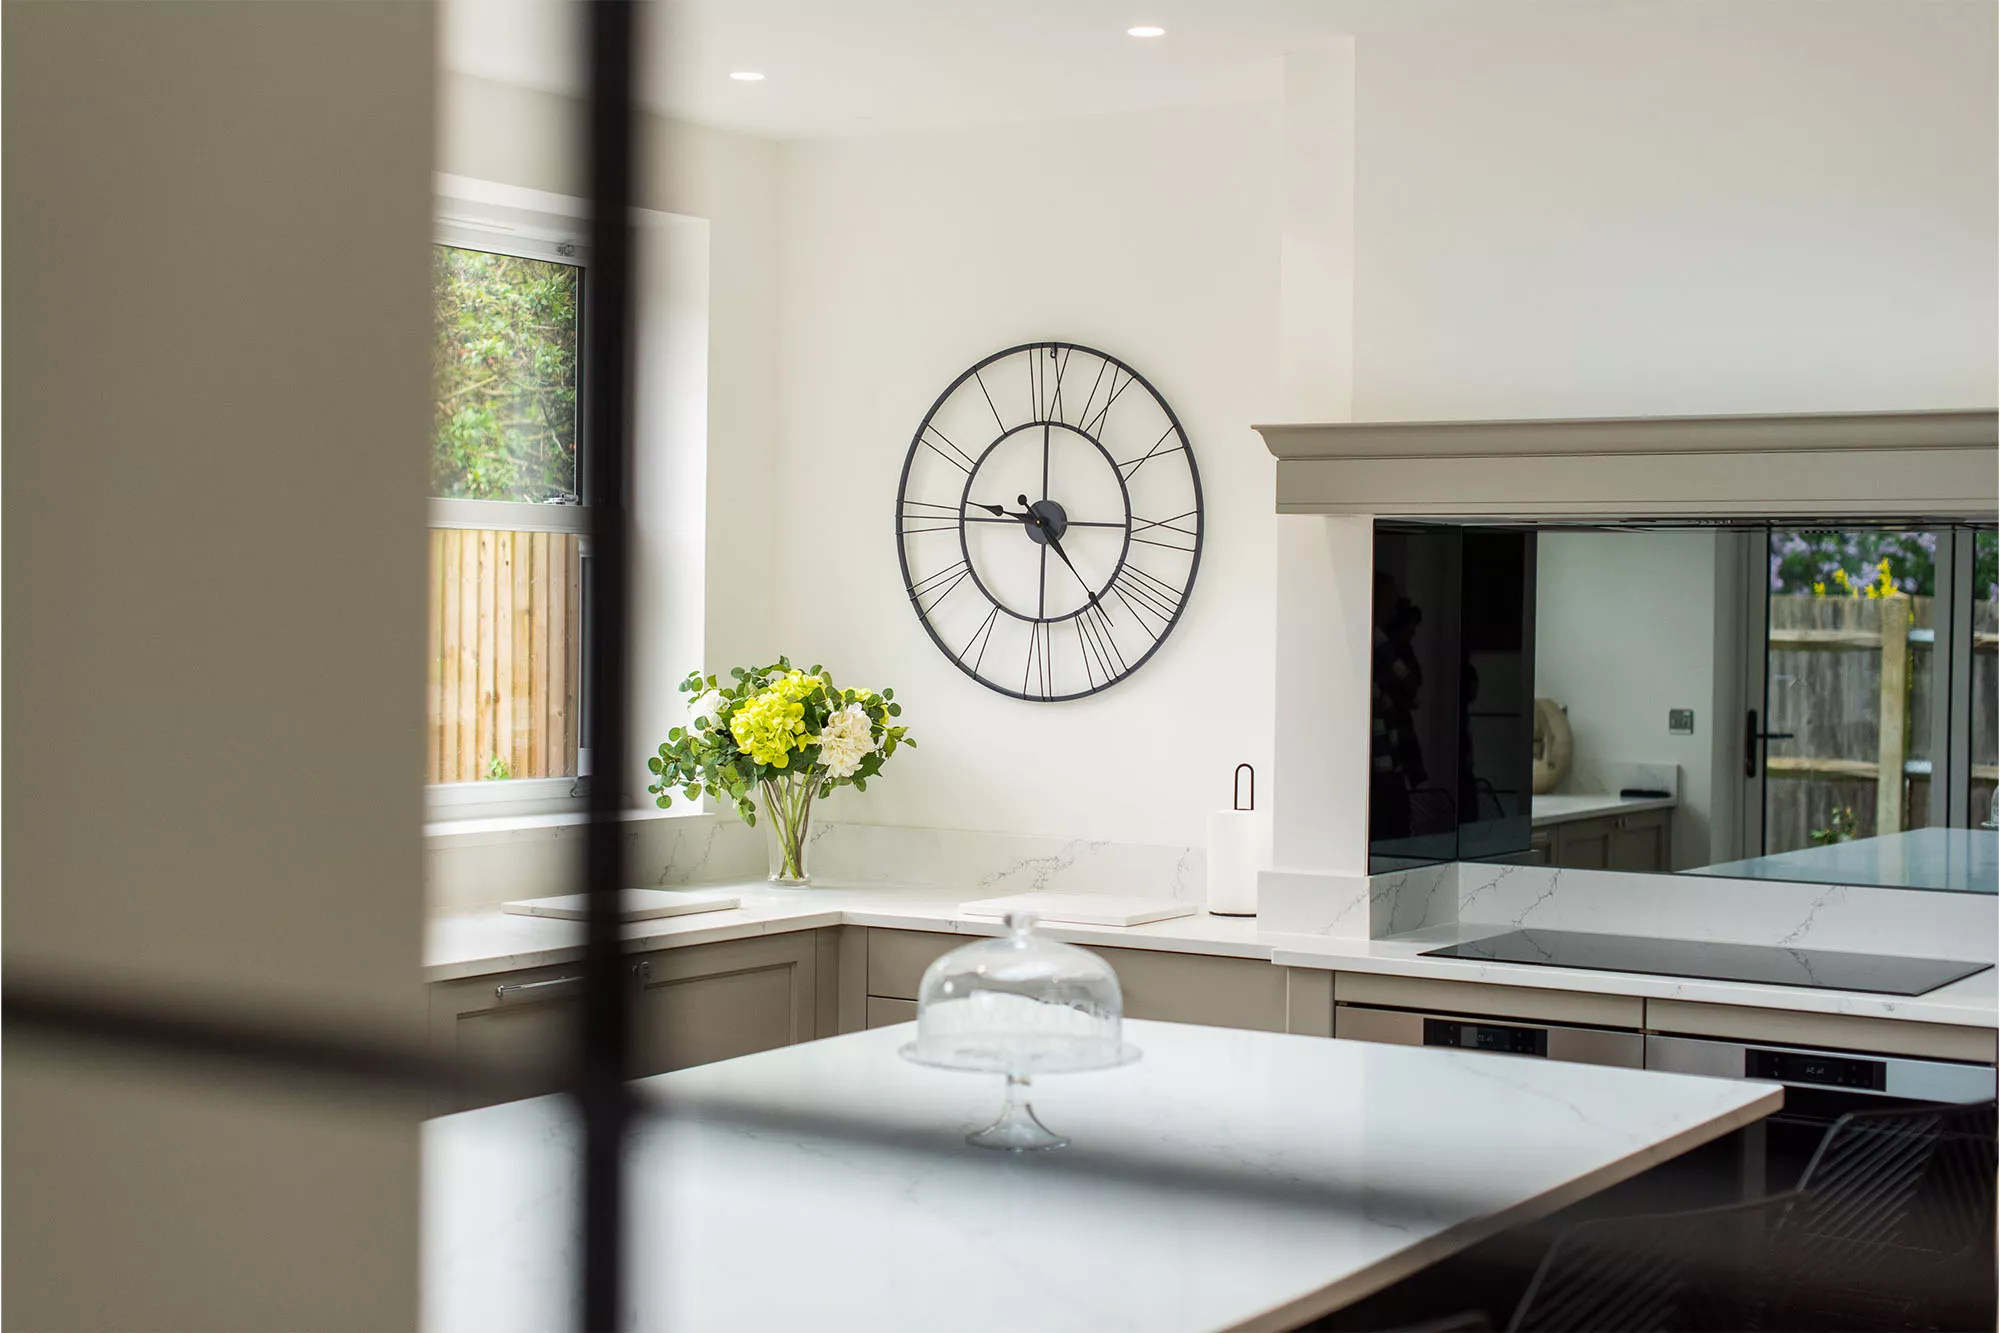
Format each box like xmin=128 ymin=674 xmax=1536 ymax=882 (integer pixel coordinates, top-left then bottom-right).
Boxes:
xmin=1369 ymin=520 xmax=1998 ymax=895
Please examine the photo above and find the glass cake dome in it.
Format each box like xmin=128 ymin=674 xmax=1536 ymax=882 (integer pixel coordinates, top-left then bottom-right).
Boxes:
xmin=899 ymin=911 xmax=1140 ymax=1151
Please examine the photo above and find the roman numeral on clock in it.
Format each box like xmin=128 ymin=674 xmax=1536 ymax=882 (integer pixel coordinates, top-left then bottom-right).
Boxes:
xmin=899 ymin=499 xmax=962 ymax=536
xmin=1075 ymin=600 xmax=1127 ymax=690
xmin=908 ymin=560 xmax=971 ymax=616
xmin=1127 ymin=510 xmax=1199 ymax=553
xmin=1107 ymin=565 xmax=1182 ymax=632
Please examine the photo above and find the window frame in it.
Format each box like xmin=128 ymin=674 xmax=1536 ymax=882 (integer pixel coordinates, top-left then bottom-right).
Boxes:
xmin=428 ymin=213 xmax=593 ymax=821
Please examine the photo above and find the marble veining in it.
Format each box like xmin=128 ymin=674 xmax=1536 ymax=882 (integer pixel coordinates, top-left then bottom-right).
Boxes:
xmin=422 ymin=1022 xmax=1780 ymax=1333
xmin=809 ymin=823 xmax=1207 ymax=902
xmin=655 ymin=816 xmax=762 ymax=887
xmin=1453 ymin=860 xmax=1997 ymax=962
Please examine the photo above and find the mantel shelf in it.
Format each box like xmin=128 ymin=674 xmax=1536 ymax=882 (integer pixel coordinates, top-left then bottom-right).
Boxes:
xmin=1253 ymin=408 xmax=1999 ymax=519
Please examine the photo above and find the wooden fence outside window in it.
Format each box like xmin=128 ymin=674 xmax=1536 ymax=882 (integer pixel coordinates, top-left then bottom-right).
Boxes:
xmin=426 ymin=528 xmax=582 ymax=783
xmin=1765 ymin=594 xmax=1998 ymax=851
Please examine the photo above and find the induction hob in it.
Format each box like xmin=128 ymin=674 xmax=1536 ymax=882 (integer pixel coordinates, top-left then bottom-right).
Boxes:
xmin=1420 ymin=928 xmax=1991 ymax=996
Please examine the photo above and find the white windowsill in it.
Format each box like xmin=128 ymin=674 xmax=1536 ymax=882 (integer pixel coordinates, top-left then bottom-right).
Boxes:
xmin=425 ymin=806 xmax=699 ymax=849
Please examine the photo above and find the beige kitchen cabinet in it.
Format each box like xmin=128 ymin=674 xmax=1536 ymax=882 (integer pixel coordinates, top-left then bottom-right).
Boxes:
xmin=429 ymin=931 xmax=820 ymax=1113
xmin=1547 ymin=808 xmax=1670 ymax=873
xmin=629 ymin=932 xmax=819 ymax=1076
xmin=428 ymin=958 xmax=601 ymax=1114
xmin=857 ymin=927 xmax=1334 ymax=1036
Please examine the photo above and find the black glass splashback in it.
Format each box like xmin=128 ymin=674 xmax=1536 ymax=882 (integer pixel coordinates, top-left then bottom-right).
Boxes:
xmin=1423 ymin=928 xmax=1991 ymax=996
xmin=1369 ymin=524 xmax=1536 ymax=873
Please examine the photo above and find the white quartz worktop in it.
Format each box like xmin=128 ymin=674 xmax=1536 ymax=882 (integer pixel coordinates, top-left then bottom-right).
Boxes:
xmin=1268 ymin=925 xmax=1998 ymax=1029
xmin=427 ymin=881 xmax=1996 ymax=1031
xmin=423 ymin=1020 xmax=1780 ymax=1333
xmin=1695 ymin=827 xmax=1999 ymax=895
xmin=425 ymin=881 xmax=1269 ymax=983
xmin=1531 ymin=792 xmax=1677 ymax=827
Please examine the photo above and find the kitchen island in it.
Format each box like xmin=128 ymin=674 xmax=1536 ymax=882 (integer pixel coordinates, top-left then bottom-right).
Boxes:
xmin=1695 ymin=827 xmax=1999 ymax=895
xmin=424 ymin=1020 xmax=1780 ymax=1333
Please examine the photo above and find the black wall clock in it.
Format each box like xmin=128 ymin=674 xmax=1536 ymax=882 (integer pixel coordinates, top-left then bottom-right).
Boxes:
xmin=895 ymin=342 xmax=1203 ymax=701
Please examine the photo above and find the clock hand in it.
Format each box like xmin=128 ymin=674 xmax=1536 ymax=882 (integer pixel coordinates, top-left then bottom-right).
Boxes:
xmin=973 ymin=500 xmax=1037 ymax=525
xmin=1043 ymin=529 xmax=1099 ymax=607
xmin=1002 ymin=494 xmax=1098 ymax=607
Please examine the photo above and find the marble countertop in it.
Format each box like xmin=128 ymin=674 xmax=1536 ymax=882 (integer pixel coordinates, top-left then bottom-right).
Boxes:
xmin=1694 ymin=827 xmax=1998 ymax=895
xmin=1268 ymin=925 xmax=1999 ymax=1028
xmin=1531 ymin=792 xmax=1677 ymax=827
xmin=427 ymin=882 xmax=1997 ymax=1029
xmin=423 ymin=1020 xmax=1780 ymax=1333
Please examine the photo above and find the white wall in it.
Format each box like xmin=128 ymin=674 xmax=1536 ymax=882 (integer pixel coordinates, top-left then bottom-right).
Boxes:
xmin=1535 ymin=531 xmax=1732 ymax=870
xmin=1352 ymin=1 xmax=1998 ymax=420
xmin=773 ymin=101 xmax=1283 ymax=848
xmin=438 ymin=73 xmax=785 ymax=705
xmin=5 ymin=3 xmax=433 ymax=1325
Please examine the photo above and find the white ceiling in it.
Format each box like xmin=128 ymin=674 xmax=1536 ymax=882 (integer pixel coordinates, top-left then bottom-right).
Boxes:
xmin=441 ymin=0 xmax=1595 ymax=139
xmin=443 ymin=0 xmax=1964 ymax=141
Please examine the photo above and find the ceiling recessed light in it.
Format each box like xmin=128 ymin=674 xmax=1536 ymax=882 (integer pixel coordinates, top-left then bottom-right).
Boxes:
xmin=1126 ymin=25 xmax=1165 ymax=37
xmin=729 ymin=71 xmax=765 ymax=81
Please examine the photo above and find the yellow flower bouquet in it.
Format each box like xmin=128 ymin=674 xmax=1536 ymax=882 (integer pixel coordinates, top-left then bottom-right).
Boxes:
xmin=647 ymin=658 xmax=914 ymax=884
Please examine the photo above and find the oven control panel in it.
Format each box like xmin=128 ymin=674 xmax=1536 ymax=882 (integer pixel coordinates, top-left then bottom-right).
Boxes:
xmin=1424 ymin=1017 xmax=1549 ymax=1057
xmin=1746 ymin=1048 xmax=1887 ymax=1091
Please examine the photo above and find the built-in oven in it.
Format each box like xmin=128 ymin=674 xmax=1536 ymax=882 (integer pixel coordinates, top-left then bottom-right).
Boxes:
xmin=1644 ymin=1033 xmax=1998 ymax=1193
xmin=1334 ymin=1005 xmax=1644 ymax=1067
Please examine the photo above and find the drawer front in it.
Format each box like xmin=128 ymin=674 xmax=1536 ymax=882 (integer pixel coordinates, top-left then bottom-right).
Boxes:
xmin=429 ymin=959 xmax=597 ymax=1113
xmin=1337 ymin=1004 xmax=1642 ymax=1068
xmin=632 ymin=934 xmax=817 ymax=1076
xmin=1117 ymin=948 xmax=1288 ymax=1032
xmin=865 ymin=997 xmax=918 ymax=1029
xmin=866 ymin=929 xmax=959 ymax=1000
xmin=1337 ymin=972 xmax=1644 ymax=1029
xmin=865 ymin=928 xmax=1290 ymax=1033
xmin=1645 ymin=998 xmax=1997 ymax=1065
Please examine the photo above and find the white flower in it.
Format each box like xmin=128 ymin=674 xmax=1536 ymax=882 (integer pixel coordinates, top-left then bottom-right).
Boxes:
xmin=817 ymin=703 xmax=877 ymax=780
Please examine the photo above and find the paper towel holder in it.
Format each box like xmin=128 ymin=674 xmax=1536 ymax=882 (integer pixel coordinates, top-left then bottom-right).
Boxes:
xmin=1233 ymin=763 xmax=1255 ymax=812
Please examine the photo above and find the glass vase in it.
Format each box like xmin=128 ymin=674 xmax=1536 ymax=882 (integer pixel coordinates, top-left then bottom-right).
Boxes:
xmin=760 ymin=770 xmax=819 ymax=885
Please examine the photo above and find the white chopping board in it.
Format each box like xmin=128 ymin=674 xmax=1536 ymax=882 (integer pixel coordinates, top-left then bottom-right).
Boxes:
xmin=958 ymin=893 xmax=1196 ymax=927
xmin=503 ymin=889 xmax=741 ymax=922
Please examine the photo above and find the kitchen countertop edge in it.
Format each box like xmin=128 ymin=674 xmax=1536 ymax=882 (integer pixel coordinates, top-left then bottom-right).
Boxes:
xmin=425 ymin=883 xmax=1997 ymax=1030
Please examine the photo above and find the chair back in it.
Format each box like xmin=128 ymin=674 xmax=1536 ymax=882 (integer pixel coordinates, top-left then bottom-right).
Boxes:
xmin=1507 ymin=1192 xmax=1802 ymax=1333
xmin=1779 ymin=1098 xmax=1997 ymax=1328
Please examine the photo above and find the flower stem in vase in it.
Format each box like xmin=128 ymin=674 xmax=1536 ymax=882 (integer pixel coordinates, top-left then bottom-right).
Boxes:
xmin=761 ymin=770 xmax=818 ymax=885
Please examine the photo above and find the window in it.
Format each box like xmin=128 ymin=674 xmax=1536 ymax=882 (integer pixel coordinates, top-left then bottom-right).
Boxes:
xmin=428 ymin=218 xmax=590 ymax=813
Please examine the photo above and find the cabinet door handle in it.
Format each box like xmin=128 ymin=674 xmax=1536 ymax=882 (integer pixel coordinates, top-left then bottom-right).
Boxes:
xmin=493 ymin=974 xmax=584 ymax=1003
xmin=494 ymin=962 xmax=651 ymax=1003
